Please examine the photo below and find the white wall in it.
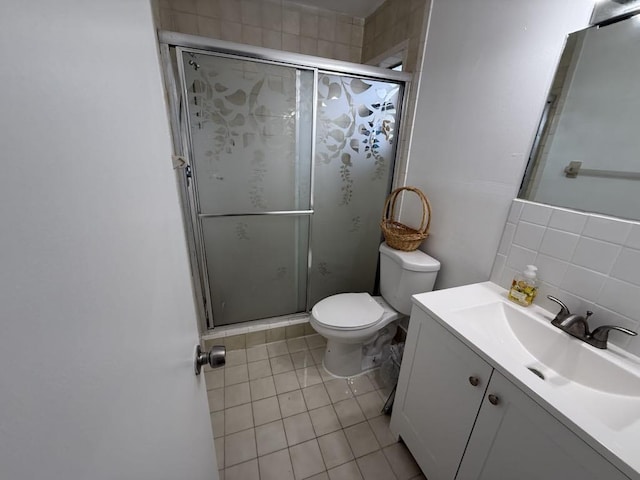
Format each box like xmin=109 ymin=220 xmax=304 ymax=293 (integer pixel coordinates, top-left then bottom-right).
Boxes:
xmin=0 ymin=1 xmax=217 ymax=479
xmin=403 ymin=0 xmax=594 ymax=289
xmin=532 ymin=18 xmax=640 ymax=220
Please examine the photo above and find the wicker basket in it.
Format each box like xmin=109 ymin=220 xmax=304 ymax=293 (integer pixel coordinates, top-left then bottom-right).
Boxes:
xmin=380 ymin=186 xmax=432 ymax=251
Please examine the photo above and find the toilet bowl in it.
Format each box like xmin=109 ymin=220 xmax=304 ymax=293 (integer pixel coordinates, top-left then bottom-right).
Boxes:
xmin=311 ymin=242 xmax=440 ymax=377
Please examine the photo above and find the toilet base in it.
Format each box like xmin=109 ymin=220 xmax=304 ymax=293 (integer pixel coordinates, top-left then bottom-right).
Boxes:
xmin=323 ymin=339 xmax=365 ymax=377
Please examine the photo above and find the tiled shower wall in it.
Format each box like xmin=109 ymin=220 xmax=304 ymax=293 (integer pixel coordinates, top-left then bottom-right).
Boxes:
xmin=491 ymin=199 xmax=640 ymax=356
xmin=361 ymin=0 xmax=429 ymax=73
xmin=156 ymin=0 xmax=364 ymax=63
xmin=361 ymin=0 xmax=431 ymax=188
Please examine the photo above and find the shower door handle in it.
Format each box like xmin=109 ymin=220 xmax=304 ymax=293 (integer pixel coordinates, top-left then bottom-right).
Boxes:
xmin=194 ymin=344 xmax=225 ymax=375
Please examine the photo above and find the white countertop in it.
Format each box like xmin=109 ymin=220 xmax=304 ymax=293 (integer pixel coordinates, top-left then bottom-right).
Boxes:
xmin=412 ymin=281 xmax=640 ymax=480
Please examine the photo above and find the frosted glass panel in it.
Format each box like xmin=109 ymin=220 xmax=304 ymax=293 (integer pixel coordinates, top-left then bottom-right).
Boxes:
xmin=202 ymin=215 xmax=309 ymax=325
xmin=310 ymin=74 xmax=402 ymax=305
xmin=183 ymin=53 xmax=313 ymax=214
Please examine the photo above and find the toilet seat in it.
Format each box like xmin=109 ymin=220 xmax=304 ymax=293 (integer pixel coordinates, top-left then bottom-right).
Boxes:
xmin=311 ymin=292 xmax=383 ymax=330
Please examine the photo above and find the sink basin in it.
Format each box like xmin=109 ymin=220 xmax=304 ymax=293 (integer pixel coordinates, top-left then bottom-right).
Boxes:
xmin=451 ymin=301 xmax=640 ymax=397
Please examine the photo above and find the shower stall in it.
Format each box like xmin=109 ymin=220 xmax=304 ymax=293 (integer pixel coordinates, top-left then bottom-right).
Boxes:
xmin=159 ymin=32 xmax=410 ymax=330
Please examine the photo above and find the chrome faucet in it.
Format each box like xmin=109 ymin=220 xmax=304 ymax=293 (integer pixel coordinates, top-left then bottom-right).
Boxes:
xmin=589 ymin=325 xmax=638 ymax=349
xmin=546 ymin=295 xmax=637 ymax=349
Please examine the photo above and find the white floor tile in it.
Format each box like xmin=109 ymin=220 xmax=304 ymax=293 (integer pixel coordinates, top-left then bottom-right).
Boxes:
xmin=319 ymin=366 xmax=338 ymax=383
xmin=309 ymin=405 xmax=342 ymax=437
xmin=255 ymin=420 xmax=288 ymax=456
xmin=325 ymin=379 xmax=353 ymax=403
xmin=226 ymin=349 xmax=247 ymax=366
xmin=224 ymin=382 xmax=251 ymax=408
xmin=310 ymin=347 xmax=326 ymax=365
xmin=267 ymin=340 xmax=289 ymax=357
xmin=368 ymin=416 xmax=398 ymax=448
xmin=303 ymin=383 xmax=331 ymax=410
xmin=356 ymin=450 xmax=395 ymax=480
xmin=247 ymin=345 xmax=268 ymax=363
xmin=355 ymin=391 xmax=384 ymax=419
xmin=305 ymin=334 xmax=327 ymax=349
xmin=250 ymin=376 xmax=277 ymax=400
xmin=248 ymin=359 xmax=272 ymax=380
xmin=308 ymin=473 xmax=330 ymax=480
xmin=344 ymin=422 xmax=380 ymax=458
xmin=225 ymin=458 xmax=259 ymax=480
xmin=225 ymin=402 xmax=253 ymax=434
xmin=278 ymin=389 xmax=307 ymax=418
xmin=205 ymin=369 xmax=224 ymax=390
xmin=215 ymin=437 xmax=225 ymax=469
xmin=225 ymin=428 xmax=257 ymax=467
xmin=259 ymin=448 xmax=295 ymax=480
xmin=291 ymin=350 xmax=316 ymax=370
xmin=317 ymin=430 xmax=355 ymax=469
xmin=208 ymin=387 xmax=225 ymax=412
xmin=290 ymin=439 xmax=326 ymax=480
xmin=252 ymin=396 xmax=281 ymax=426
xmin=283 ymin=412 xmax=316 ymax=446
xmin=211 ymin=410 xmax=224 ymax=438
xmin=383 ymin=443 xmax=421 ymax=480
xmin=328 ymin=461 xmax=363 ymax=480
xmin=271 ymin=354 xmax=295 ymax=374
xmin=274 ymin=371 xmax=301 ymax=394
xmin=348 ymin=375 xmax=376 ymax=396
xmin=297 ymin=365 xmax=324 ymax=387
xmin=287 ymin=337 xmax=309 ymax=353
xmin=334 ymin=398 xmax=365 ymax=428
xmin=225 ymin=364 xmax=249 ymax=386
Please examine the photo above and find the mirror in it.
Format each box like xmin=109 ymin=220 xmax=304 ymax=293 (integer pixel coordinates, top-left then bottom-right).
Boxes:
xmin=519 ymin=13 xmax=640 ymax=221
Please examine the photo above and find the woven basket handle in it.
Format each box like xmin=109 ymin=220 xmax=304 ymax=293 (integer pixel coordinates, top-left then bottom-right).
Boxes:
xmin=382 ymin=186 xmax=432 ymax=234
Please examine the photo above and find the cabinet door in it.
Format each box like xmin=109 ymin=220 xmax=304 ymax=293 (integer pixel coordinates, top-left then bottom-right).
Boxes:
xmin=457 ymin=371 xmax=629 ymax=480
xmin=391 ymin=308 xmax=493 ymax=480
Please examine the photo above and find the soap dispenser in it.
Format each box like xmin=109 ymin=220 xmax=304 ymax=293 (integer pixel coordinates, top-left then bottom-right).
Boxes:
xmin=508 ymin=264 xmax=538 ymax=307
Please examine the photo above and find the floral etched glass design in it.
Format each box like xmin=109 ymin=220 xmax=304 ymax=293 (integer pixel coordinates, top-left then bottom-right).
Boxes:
xmin=310 ymin=74 xmax=402 ymax=305
xmin=182 ymin=52 xmax=313 ymax=325
xmin=183 ymin=53 xmax=313 ymax=214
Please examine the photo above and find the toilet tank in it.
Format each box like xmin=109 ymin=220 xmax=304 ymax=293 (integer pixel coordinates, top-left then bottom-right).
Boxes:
xmin=379 ymin=242 xmax=441 ymax=315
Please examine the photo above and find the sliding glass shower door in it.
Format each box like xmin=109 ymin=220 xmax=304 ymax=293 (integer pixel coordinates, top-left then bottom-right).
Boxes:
xmin=309 ymin=73 xmax=402 ymax=306
xmin=179 ymin=49 xmax=314 ymax=325
xmin=170 ymin=41 xmax=407 ymax=329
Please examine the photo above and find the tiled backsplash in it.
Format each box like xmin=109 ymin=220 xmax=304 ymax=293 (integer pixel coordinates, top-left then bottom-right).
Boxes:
xmin=491 ymin=199 xmax=640 ymax=355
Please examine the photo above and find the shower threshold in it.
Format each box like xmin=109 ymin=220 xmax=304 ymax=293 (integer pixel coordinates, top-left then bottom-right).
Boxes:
xmin=202 ymin=312 xmax=313 ymax=349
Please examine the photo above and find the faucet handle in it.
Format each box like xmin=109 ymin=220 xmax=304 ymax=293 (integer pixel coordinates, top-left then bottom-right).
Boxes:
xmin=547 ymin=295 xmax=570 ymax=320
xmin=589 ymin=325 xmax=638 ymax=349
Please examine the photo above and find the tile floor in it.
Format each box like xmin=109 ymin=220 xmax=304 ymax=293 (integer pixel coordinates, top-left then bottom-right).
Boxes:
xmin=205 ymin=334 xmax=425 ymax=480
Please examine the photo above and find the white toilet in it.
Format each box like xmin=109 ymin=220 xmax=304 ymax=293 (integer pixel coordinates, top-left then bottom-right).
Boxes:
xmin=310 ymin=242 xmax=440 ymax=377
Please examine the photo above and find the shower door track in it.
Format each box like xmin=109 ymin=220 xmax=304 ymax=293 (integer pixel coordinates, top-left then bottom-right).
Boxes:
xmin=159 ymin=30 xmax=412 ymax=332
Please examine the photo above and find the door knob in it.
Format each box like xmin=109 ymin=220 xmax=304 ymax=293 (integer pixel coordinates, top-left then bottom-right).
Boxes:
xmin=488 ymin=394 xmax=500 ymax=406
xmin=468 ymin=376 xmax=480 ymax=387
xmin=194 ymin=344 xmax=226 ymax=375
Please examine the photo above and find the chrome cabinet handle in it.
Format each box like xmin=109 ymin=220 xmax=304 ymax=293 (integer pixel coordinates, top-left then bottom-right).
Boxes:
xmin=469 ymin=376 xmax=480 ymax=387
xmin=488 ymin=394 xmax=500 ymax=406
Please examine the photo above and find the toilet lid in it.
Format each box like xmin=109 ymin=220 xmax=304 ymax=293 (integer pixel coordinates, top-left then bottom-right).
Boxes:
xmin=312 ymin=293 xmax=384 ymax=330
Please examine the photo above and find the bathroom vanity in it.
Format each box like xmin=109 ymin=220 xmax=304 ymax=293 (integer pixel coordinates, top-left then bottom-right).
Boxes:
xmin=390 ymin=282 xmax=640 ymax=480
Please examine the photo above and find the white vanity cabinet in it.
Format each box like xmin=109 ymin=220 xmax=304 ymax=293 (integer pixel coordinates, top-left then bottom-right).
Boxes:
xmin=391 ymin=307 xmax=630 ymax=480
xmin=390 ymin=307 xmax=493 ymax=480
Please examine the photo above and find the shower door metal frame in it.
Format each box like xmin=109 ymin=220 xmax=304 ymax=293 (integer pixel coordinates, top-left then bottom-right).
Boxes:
xmin=159 ymin=31 xmax=412 ymax=331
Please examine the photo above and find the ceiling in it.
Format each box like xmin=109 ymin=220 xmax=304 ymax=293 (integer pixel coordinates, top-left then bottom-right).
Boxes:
xmin=285 ymin=0 xmax=385 ymax=18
